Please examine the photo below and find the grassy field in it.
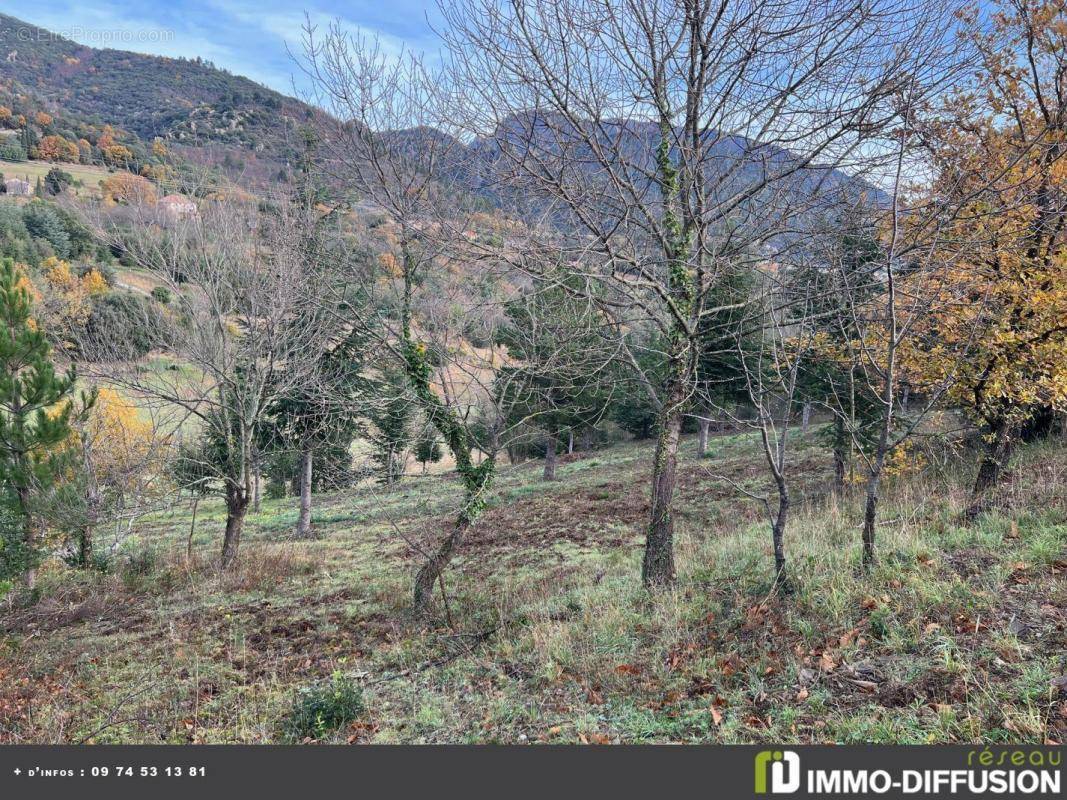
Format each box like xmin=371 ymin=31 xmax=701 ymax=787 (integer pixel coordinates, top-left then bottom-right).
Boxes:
xmin=1 ymin=427 xmax=1064 ymax=744
xmin=0 ymin=159 xmax=112 ymax=196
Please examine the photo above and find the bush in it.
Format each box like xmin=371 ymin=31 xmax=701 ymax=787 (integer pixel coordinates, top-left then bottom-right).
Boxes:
xmin=0 ymin=505 xmax=36 ymax=596
xmin=150 ymin=286 xmax=172 ymax=304
xmin=22 ymin=202 xmax=71 ymax=258
xmin=44 ymin=168 xmax=73 ymax=196
xmin=81 ymin=292 xmax=165 ymax=361
xmin=281 ymin=672 xmax=365 ymax=743
xmin=0 ymin=141 xmax=26 ymax=162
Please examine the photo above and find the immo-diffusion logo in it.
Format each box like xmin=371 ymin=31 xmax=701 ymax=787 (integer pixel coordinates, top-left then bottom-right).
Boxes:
xmin=755 ymin=750 xmax=801 ymax=794
xmin=753 ymin=748 xmax=1061 ymax=796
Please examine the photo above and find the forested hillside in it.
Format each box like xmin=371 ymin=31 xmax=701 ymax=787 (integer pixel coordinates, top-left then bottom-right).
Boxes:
xmin=0 ymin=13 xmax=316 ymax=177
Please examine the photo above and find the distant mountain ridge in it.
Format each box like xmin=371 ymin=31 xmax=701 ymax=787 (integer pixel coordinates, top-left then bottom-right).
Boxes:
xmin=0 ymin=13 xmax=319 ymax=182
xmin=0 ymin=13 xmax=885 ymax=214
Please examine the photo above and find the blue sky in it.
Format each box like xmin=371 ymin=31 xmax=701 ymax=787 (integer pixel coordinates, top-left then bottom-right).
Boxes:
xmin=3 ymin=1 xmax=440 ymax=94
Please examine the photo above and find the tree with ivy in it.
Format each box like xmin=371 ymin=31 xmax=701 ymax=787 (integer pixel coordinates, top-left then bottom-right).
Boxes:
xmin=0 ymin=256 xmax=77 ymax=588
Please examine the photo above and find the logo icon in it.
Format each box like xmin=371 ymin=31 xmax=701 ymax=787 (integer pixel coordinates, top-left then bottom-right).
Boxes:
xmin=754 ymin=750 xmax=801 ymax=794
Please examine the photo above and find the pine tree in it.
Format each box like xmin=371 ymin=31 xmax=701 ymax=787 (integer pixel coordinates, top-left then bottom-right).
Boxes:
xmin=0 ymin=257 xmax=76 ymax=588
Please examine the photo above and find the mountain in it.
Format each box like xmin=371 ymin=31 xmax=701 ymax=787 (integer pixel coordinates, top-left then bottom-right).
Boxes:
xmin=0 ymin=13 xmax=885 ymax=215
xmin=0 ymin=13 xmax=320 ymax=183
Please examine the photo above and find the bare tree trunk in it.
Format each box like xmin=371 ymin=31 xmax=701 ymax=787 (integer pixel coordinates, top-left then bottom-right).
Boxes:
xmin=832 ymin=417 xmax=847 ymax=492
xmin=834 ymin=447 xmax=847 ymax=492
xmin=543 ymin=430 xmax=557 ymax=481
xmin=221 ymin=483 xmax=249 ymax=570
xmin=966 ymin=420 xmax=1014 ymax=521
xmin=187 ymin=496 xmax=199 ymax=563
xmin=861 ymin=477 xmax=880 ymax=568
xmin=643 ymin=378 xmax=684 ymax=587
xmin=697 ymin=417 xmax=710 ymax=456
xmin=413 ymin=516 xmax=470 ymax=615
xmin=771 ymin=478 xmax=791 ymax=592
xmin=252 ymin=463 xmax=261 ymax=513
xmin=801 ymin=402 xmax=812 ymax=434
xmin=567 ymin=430 xmax=574 ymax=454
xmin=295 ymin=448 xmax=314 ymax=538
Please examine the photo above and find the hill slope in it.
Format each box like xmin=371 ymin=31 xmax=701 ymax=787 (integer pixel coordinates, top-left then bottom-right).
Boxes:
xmin=1 ymin=429 xmax=1063 ymax=744
xmin=0 ymin=13 xmax=318 ymax=180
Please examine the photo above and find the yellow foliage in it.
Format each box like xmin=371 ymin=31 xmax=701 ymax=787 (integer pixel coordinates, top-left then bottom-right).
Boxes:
xmin=378 ymin=251 xmax=402 ymax=277
xmin=38 ymin=256 xmax=92 ymax=331
xmin=102 ymin=144 xmax=134 ymax=166
xmin=906 ymin=0 xmax=1067 ymax=433
xmin=81 ymin=269 xmax=109 ymax=297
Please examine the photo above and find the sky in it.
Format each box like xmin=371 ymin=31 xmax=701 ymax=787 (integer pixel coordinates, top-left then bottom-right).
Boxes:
xmin=2 ymin=0 xmax=441 ymax=95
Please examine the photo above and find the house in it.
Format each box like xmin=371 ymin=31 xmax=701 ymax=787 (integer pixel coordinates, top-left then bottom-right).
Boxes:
xmin=3 ymin=178 xmax=32 ymax=196
xmin=158 ymin=194 xmax=198 ymax=219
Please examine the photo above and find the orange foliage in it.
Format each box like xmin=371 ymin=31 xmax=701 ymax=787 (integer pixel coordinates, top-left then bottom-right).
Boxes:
xmin=34 ymin=135 xmax=80 ymax=163
xmin=101 ymin=172 xmax=157 ymax=206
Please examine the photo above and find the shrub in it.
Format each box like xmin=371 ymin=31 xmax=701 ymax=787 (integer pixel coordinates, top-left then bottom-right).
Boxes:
xmin=0 ymin=141 xmax=26 ymax=162
xmin=150 ymin=285 xmax=171 ymax=304
xmin=81 ymin=292 xmax=165 ymax=361
xmin=0 ymin=505 xmax=36 ymax=597
xmin=44 ymin=168 xmax=74 ymax=196
xmin=22 ymin=203 xmax=71 ymax=258
xmin=281 ymin=672 xmax=365 ymax=743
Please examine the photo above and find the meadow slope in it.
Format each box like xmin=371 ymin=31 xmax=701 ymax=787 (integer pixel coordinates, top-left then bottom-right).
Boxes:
xmin=1 ymin=428 xmax=1064 ymax=744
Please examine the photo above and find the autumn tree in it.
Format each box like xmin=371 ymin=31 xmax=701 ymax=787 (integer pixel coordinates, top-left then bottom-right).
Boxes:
xmin=58 ymin=387 xmax=166 ymax=567
xmin=916 ymin=0 xmax=1067 ymax=518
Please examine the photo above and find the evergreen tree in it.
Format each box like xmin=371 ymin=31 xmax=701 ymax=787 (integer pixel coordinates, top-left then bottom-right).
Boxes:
xmin=368 ymin=366 xmax=413 ymax=485
xmin=693 ymin=261 xmax=759 ymax=455
xmin=797 ymin=222 xmax=887 ymax=489
xmin=413 ymin=425 xmax=443 ymax=474
xmin=0 ymin=257 xmax=77 ymax=588
xmin=496 ymin=276 xmax=614 ymax=480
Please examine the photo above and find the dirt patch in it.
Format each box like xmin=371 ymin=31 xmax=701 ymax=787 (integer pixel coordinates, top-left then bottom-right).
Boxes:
xmin=404 ymin=482 xmax=645 ymax=569
xmin=0 ymin=589 xmax=151 ymax=638
xmin=876 ymin=668 xmax=967 ymax=708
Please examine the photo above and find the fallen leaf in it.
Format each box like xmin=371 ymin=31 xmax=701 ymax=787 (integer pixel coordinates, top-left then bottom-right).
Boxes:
xmin=710 ymin=706 xmax=723 ymax=726
xmin=847 ymin=679 xmax=878 ymax=693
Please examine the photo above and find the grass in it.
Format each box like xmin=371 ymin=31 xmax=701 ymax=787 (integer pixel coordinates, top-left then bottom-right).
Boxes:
xmin=0 ymin=158 xmax=113 ymax=196
xmin=0 ymin=428 xmax=1064 ymax=744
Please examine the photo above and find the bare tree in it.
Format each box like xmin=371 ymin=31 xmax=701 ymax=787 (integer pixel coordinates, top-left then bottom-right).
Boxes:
xmin=438 ymin=0 xmax=960 ymax=587
xmin=78 ymin=192 xmax=339 ymax=569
